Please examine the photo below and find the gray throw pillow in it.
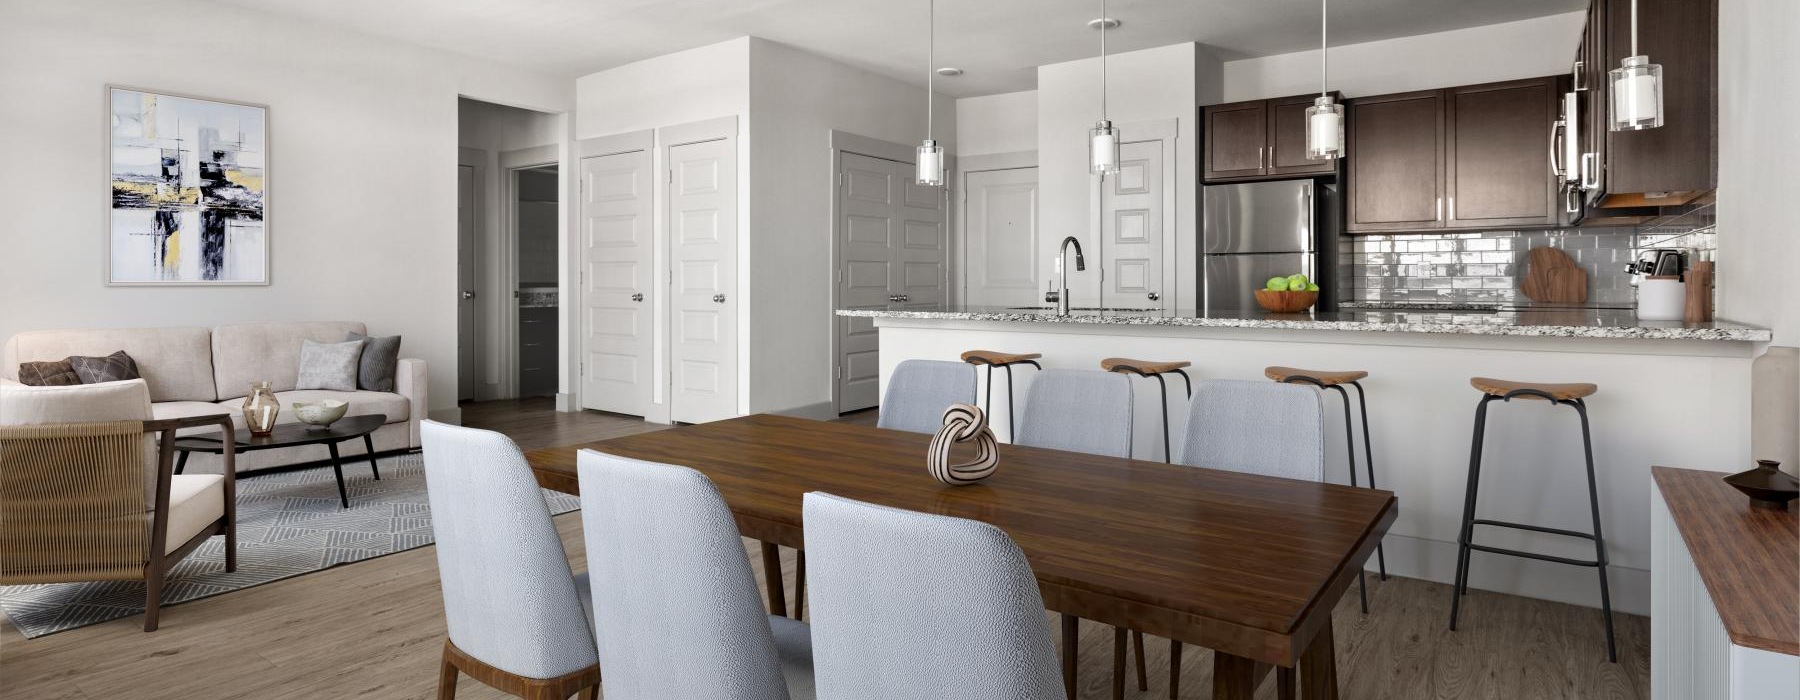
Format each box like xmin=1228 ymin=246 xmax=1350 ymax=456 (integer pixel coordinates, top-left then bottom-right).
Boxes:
xmin=295 ymin=339 xmax=365 ymax=391
xmin=68 ymin=351 xmax=142 ymax=384
xmin=345 ymin=332 xmax=401 ymax=392
xmin=18 ymin=359 xmax=82 ymax=386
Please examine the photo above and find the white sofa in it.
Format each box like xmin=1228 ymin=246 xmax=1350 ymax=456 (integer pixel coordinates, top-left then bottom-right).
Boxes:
xmin=1 ymin=322 xmax=425 ymax=474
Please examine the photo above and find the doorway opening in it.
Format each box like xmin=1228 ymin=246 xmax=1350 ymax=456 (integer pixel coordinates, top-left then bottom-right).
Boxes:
xmin=515 ymin=164 xmax=559 ymax=398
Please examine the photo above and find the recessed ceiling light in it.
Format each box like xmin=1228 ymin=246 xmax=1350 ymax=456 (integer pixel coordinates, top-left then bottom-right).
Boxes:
xmin=1087 ymin=18 xmax=1120 ymax=30
xmin=935 ymin=67 xmax=963 ymax=77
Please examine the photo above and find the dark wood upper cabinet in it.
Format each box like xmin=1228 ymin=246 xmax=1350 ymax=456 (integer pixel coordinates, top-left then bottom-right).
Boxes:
xmin=1346 ymin=90 xmax=1445 ymax=232
xmin=1203 ymin=101 xmax=1268 ymax=180
xmin=1203 ymin=94 xmax=1339 ymax=182
xmin=1446 ymin=77 xmax=1563 ymax=228
xmin=1592 ymin=0 xmax=1717 ymax=207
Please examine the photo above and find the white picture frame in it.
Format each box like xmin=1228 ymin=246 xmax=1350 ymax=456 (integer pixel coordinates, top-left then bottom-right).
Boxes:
xmin=106 ymin=85 xmax=269 ymax=286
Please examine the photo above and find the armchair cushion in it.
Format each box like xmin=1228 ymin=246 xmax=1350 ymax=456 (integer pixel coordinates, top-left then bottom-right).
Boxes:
xmin=0 ymin=379 xmax=158 ymax=511
xmin=162 ymin=474 xmax=224 ymax=554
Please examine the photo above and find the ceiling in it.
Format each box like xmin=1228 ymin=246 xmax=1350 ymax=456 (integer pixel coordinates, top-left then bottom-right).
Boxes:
xmin=218 ymin=0 xmax=1587 ymax=97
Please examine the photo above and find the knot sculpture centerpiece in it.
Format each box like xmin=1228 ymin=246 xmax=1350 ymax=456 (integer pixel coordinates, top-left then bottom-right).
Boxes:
xmin=927 ymin=403 xmax=1000 ymax=486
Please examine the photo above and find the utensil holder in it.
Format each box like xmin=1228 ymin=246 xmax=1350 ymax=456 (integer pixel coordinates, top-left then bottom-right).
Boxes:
xmin=1637 ymin=277 xmax=1685 ymax=321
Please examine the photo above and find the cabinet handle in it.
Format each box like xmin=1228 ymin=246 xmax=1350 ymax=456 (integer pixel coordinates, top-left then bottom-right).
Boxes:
xmin=1580 ymin=152 xmax=1600 ymax=191
xmin=1565 ymin=185 xmax=1583 ymax=214
xmin=1260 ymin=146 xmax=1268 ymax=170
xmin=1549 ymin=119 xmax=1567 ymax=180
xmin=1448 ymin=197 xmax=1456 ymax=220
xmin=1436 ymin=197 xmax=1443 ymax=221
xmin=1573 ymin=60 xmax=1586 ymax=91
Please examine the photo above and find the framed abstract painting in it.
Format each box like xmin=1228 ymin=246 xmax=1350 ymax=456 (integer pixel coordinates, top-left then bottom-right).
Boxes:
xmin=107 ymin=86 xmax=268 ymax=285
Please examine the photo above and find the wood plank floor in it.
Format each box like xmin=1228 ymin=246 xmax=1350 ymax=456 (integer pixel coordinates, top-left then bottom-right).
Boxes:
xmin=0 ymin=399 xmax=1649 ymax=699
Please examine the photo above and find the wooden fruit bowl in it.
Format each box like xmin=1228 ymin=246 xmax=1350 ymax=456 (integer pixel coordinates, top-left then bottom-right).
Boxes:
xmin=1254 ymin=289 xmax=1318 ymax=313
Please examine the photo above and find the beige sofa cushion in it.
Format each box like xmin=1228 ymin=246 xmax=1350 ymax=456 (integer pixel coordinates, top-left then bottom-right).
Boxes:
xmin=212 ymin=322 xmax=366 ymax=400
xmin=161 ymin=474 xmax=224 ymax=554
xmin=3 ymin=327 xmax=216 ymax=402
xmin=0 ymin=379 xmax=159 ymax=509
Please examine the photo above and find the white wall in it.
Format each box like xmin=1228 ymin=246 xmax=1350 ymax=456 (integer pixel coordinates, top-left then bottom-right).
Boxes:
xmin=0 ymin=0 xmax=571 ymax=417
xmin=458 ymin=99 xmax=565 ymax=401
xmin=1039 ymin=43 xmax=1212 ymax=311
xmin=747 ymin=37 xmax=955 ymax=415
xmin=956 ymin=90 xmax=1038 ymax=157
xmin=1716 ymin=0 xmax=1799 ymax=347
xmin=1221 ymin=12 xmax=1587 ymax=102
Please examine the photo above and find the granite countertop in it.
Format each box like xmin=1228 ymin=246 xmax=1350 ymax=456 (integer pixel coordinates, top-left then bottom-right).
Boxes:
xmin=837 ymin=305 xmax=1772 ymax=342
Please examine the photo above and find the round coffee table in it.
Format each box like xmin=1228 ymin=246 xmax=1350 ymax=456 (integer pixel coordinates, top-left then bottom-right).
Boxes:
xmin=172 ymin=413 xmax=388 ymax=508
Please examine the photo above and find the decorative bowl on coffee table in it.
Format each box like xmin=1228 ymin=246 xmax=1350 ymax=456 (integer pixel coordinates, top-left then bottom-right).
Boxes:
xmin=293 ymin=400 xmax=350 ymax=430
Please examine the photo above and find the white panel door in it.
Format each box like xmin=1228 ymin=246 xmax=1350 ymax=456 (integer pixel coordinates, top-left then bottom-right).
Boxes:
xmin=963 ymin=167 xmax=1039 ymax=307
xmin=457 ymin=165 xmax=476 ymax=402
xmin=1102 ymin=139 xmax=1166 ymax=310
xmin=835 ymin=152 xmax=946 ymax=412
xmin=668 ymin=138 xmax=738 ymax=424
xmin=579 ymin=150 xmax=653 ymax=416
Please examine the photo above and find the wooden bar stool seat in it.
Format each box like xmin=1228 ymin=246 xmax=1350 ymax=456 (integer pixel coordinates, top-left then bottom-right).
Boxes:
xmin=1264 ymin=366 xmax=1368 ymax=386
xmin=1470 ymin=377 xmax=1598 ymax=401
xmin=1267 ymin=365 xmax=1387 ymax=614
xmin=1100 ymin=358 xmax=1192 ymax=375
xmin=960 ymin=350 xmax=1043 ymax=439
xmin=1451 ymin=377 xmax=1616 ymax=662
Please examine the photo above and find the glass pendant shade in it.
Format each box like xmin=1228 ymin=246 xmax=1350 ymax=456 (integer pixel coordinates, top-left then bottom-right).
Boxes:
xmin=916 ymin=139 xmax=944 ymax=186
xmin=1305 ymin=96 xmax=1345 ymax=160
xmin=1089 ymin=120 xmax=1120 ymax=174
xmin=1609 ymin=55 xmax=1664 ymax=131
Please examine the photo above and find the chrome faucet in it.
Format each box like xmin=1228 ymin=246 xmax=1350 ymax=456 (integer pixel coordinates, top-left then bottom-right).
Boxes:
xmin=1047 ymin=236 xmax=1086 ymax=316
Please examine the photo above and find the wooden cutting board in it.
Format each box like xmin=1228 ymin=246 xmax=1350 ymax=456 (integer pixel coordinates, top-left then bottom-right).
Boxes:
xmin=1519 ymin=246 xmax=1588 ymax=303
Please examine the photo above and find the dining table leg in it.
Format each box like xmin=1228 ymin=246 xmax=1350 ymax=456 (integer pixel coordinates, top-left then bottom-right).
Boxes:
xmin=1212 ymin=651 xmax=1258 ymax=700
xmin=1061 ymin=614 xmax=1078 ymax=700
xmin=1298 ymin=619 xmax=1338 ymax=700
xmin=759 ymin=541 xmax=787 ymax=617
xmin=1111 ymin=628 xmax=1126 ymax=699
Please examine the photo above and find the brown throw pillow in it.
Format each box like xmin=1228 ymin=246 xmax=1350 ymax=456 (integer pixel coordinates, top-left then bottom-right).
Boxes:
xmin=18 ymin=360 xmax=81 ymax=386
xmin=67 ymin=351 xmax=142 ymax=384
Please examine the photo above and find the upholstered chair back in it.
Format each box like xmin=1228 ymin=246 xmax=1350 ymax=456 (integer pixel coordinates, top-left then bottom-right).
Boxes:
xmin=802 ymin=492 xmax=1064 ymax=699
xmin=877 ymin=360 xmax=977 ymax=434
xmin=1015 ymin=369 xmax=1133 ymax=458
xmin=419 ymin=421 xmax=597 ymax=680
xmin=1179 ymin=379 xmax=1326 ymax=482
xmin=577 ymin=449 xmax=796 ymax=700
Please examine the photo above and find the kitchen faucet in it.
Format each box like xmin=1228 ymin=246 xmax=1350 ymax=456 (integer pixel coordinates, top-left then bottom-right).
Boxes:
xmin=1047 ymin=236 xmax=1086 ymax=316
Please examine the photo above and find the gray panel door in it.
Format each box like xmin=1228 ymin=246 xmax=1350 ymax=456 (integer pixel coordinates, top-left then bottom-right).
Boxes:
xmin=1102 ymin=139 xmax=1165 ymax=309
xmin=963 ymin=167 xmax=1039 ymax=307
xmin=836 ymin=151 xmax=946 ymax=413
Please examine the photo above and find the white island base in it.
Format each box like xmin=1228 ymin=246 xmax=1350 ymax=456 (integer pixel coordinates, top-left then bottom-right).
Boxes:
xmin=865 ymin=314 xmax=1766 ymax=616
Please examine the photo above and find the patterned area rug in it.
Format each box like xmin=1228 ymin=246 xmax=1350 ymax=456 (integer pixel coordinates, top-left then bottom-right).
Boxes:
xmin=0 ymin=453 xmax=580 ymax=639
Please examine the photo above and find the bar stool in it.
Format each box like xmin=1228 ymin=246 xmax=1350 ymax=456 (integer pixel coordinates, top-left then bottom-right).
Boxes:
xmin=1450 ymin=377 xmax=1616 ymax=663
xmin=1266 ymin=366 xmax=1389 ymax=614
xmin=1100 ymin=358 xmax=1192 ymax=462
xmin=960 ymin=350 xmax=1042 ymax=439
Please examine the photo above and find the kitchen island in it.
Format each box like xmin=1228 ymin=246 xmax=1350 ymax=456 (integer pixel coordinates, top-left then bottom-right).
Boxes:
xmin=838 ymin=304 xmax=1772 ymax=617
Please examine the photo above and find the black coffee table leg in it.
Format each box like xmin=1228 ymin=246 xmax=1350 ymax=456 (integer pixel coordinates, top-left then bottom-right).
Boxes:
xmin=327 ymin=442 xmax=349 ymax=509
xmin=175 ymin=451 xmax=190 ymax=475
xmin=362 ymin=434 xmax=380 ymax=480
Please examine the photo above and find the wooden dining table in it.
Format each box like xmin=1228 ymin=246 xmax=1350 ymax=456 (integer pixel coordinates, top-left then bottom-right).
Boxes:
xmin=525 ymin=413 xmax=1396 ymax=700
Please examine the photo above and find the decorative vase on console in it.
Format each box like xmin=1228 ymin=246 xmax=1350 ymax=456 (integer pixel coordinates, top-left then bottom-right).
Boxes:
xmin=243 ymin=382 xmax=280 ymax=436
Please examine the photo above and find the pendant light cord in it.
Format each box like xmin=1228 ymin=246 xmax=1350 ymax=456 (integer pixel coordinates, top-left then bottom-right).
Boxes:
xmin=1100 ymin=0 xmax=1108 ymax=120
xmin=1320 ymin=0 xmax=1328 ymax=97
xmin=1629 ymin=0 xmax=1639 ymax=56
xmin=926 ymin=0 xmax=934 ymax=140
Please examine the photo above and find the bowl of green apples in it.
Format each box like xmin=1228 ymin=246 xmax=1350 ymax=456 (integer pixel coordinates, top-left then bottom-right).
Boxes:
xmin=1253 ymin=273 xmax=1320 ymax=313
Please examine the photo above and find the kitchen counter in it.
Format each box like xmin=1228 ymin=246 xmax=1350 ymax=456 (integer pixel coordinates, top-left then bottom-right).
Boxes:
xmin=836 ymin=305 xmax=1771 ymax=343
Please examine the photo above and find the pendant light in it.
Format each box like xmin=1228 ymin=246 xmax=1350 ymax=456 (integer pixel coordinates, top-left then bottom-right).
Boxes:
xmin=916 ymin=0 xmax=945 ymax=185
xmin=1304 ymin=0 xmax=1344 ymax=160
xmin=1088 ymin=0 xmax=1120 ymax=175
xmin=1608 ymin=0 xmax=1664 ymax=131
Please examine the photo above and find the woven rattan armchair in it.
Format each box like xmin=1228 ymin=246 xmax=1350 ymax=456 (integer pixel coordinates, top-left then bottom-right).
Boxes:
xmin=0 ymin=380 xmax=237 ymax=632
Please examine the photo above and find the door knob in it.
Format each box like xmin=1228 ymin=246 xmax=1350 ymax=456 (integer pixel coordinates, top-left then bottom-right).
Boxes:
xmin=899 ymin=294 xmax=910 ymax=302
xmin=712 ymin=294 xmax=727 ymax=303
xmin=460 ymin=290 xmax=476 ymax=300
xmin=888 ymin=294 xmax=901 ymax=303
xmin=631 ymin=293 xmax=644 ymax=302
xmin=1147 ymin=291 xmax=1160 ymax=301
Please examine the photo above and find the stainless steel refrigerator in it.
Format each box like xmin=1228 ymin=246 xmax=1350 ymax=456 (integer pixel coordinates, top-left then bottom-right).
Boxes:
xmin=1202 ymin=179 xmax=1335 ymax=312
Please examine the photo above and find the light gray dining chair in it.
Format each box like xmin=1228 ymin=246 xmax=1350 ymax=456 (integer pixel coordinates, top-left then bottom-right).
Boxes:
xmin=577 ymin=449 xmax=815 ymax=700
xmin=1014 ymin=368 xmax=1134 ymax=458
xmin=802 ymin=492 xmax=1064 ymax=700
xmin=876 ymin=359 xmax=977 ymax=434
xmin=1165 ymin=379 xmax=1328 ymax=699
xmin=419 ymin=420 xmax=600 ymax=700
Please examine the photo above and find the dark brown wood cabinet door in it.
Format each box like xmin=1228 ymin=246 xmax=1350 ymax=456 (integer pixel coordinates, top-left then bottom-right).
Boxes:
xmin=1204 ymin=100 xmax=1268 ymax=181
xmin=1346 ymin=90 xmax=1445 ymax=232
xmin=1600 ymin=0 xmax=1716 ymax=201
xmin=1445 ymin=77 xmax=1562 ymax=228
xmin=1579 ymin=0 xmax=1609 ymax=202
xmin=1269 ymin=94 xmax=1339 ymax=176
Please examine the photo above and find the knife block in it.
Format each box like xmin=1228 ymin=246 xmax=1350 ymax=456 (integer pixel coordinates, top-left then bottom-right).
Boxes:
xmin=1684 ymin=261 xmax=1715 ymax=323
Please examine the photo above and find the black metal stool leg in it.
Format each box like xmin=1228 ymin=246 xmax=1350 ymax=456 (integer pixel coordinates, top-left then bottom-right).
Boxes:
xmin=1451 ymin=395 xmax=1495 ymax=630
xmin=1173 ymin=369 xmax=1192 ymax=398
xmin=1324 ymin=384 xmax=1368 ymax=613
xmin=1573 ymin=399 xmax=1618 ymax=662
xmin=1351 ymin=381 xmax=1388 ymax=580
xmin=1003 ymin=363 xmax=1016 ymax=440
xmin=984 ymin=365 xmax=994 ymax=419
xmin=1153 ymin=373 xmax=1172 ymax=463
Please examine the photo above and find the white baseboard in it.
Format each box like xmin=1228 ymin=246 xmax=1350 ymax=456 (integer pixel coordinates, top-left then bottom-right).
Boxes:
xmin=555 ymin=392 xmax=573 ymax=412
xmin=428 ymin=407 xmax=463 ymax=425
xmin=1370 ymin=532 xmax=1648 ymax=616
